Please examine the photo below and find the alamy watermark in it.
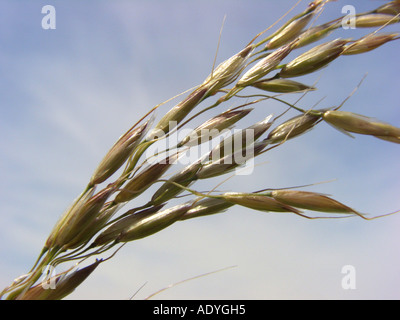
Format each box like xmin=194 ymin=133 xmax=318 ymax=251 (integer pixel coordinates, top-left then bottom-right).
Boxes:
xmin=41 ymin=5 xmax=56 ymax=30
xmin=341 ymin=265 xmax=356 ymax=290
xmin=341 ymin=5 xmax=357 ymax=30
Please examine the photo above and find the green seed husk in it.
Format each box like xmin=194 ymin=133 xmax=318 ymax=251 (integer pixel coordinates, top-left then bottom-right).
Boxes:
xmin=178 ymin=108 xmax=253 ymax=147
xmin=237 ymin=42 xmax=296 ymax=87
xmin=279 ymin=39 xmax=349 ymax=78
xmin=208 ymin=115 xmax=273 ymax=161
xmin=116 ymin=204 xmax=191 ymax=243
xmin=203 ymin=45 xmax=255 ymax=94
xmin=89 ymin=119 xmax=151 ymax=186
xmin=355 ymin=13 xmax=400 ymax=28
xmin=150 ymin=160 xmax=203 ymax=206
xmin=271 ymin=190 xmax=356 ymax=214
xmin=374 ymin=1 xmax=400 ymax=15
xmin=267 ymin=12 xmax=315 ymax=49
xmin=342 ymin=33 xmax=399 ymax=55
xmin=114 ymin=152 xmax=179 ymax=203
xmin=266 ymin=111 xmax=324 ymax=144
xmin=197 ymin=140 xmax=269 ymax=179
xmin=294 ymin=23 xmax=337 ymax=49
xmin=53 ymin=186 xmax=115 ymax=249
xmin=152 ymin=87 xmax=208 ymax=136
xmin=92 ymin=205 xmax=166 ymax=247
xmin=221 ymin=192 xmax=302 ymax=214
xmin=64 ymin=201 xmax=122 ymax=250
xmin=252 ymin=78 xmax=315 ymax=93
xmin=179 ymin=197 xmax=234 ymax=220
xmin=322 ymin=110 xmax=400 ymax=143
xmin=19 ymin=260 xmax=102 ymax=300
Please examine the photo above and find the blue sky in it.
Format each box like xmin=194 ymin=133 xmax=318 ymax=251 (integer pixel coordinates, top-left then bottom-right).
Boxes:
xmin=0 ymin=0 xmax=399 ymax=299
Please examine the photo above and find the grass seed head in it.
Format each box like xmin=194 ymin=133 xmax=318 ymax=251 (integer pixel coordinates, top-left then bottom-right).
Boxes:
xmin=295 ymin=23 xmax=337 ymax=49
xmin=197 ymin=140 xmax=268 ymax=179
xmin=196 ymin=157 xmax=242 ymax=180
xmin=64 ymin=201 xmax=121 ymax=249
xmin=114 ymin=152 xmax=179 ymax=203
xmin=180 ymin=197 xmax=234 ymax=220
xmin=279 ymin=38 xmax=349 ymax=78
xmin=46 ymin=260 xmax=101 ymax=300
xmin=266 ymin=111 xmax=322 ymax=144
xmin=203 ymin=45 xmax=255 ymax=95
xmin=92 ymin=205 xmax=165 ymax=247
xmin=209 ymin=115 xmax=273 ymax=160
xmin=116 ymin=203 xmax=190 ymax=243
xmin=237 ymin=42 xmax=296 ymax=87
xmin=221 ymin=192 xmax=302 ymax=214
xmin=45 ymin=187 xmax=95 ymax=250
xmin=150 ymin=160 xmax=203 ymax=206
xmin=90 ymin=120 xmax=150 ymax=186
xmin=19 ymin=260 xmax=102 ymax=300
xmin=267 ymin=12 xmax=315 ymax=49
xmin=355 ymin=13 xmax=400 ymax=28
xmin=271 ymin=190 xmax=356 ymax=214
xmin=342 ymin=33 xmax=399 ymax=55
xmin=54 ymin=186 xmax=115 ymax=249
xmin=179 ymin=108 xmax=253 ymax=147
xmin=375 ymin=2 xmax=400 ymax=15
xmin=266 ymin=0 xmax=326 ymax=50
xmin=252 ymin=78 xmax=315 ymax=93
xmin=152 ymin=87 xmax=208 ymax=136
xmin=322 ymin=110 xmax=400 ymax=142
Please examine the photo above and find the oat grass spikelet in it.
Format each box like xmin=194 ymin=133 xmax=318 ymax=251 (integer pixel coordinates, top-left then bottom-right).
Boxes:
xmin=322 ymin=110 xmax=400 ymax=143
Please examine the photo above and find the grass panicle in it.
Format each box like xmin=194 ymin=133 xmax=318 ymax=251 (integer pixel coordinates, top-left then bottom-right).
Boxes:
xmin=2 ymin=0 xmax=399 ymax=300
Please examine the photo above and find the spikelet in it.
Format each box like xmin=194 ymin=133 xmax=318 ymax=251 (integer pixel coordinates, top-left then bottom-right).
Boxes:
xmin=150 ymin=160 xmax=203 ymax=206
xmin=152 ymin=87 xmax=208 ymax=136
xmin=203 ymin=45 xmax=255 ymax=94
xmin=197 ymin=140 xmax=269 ymax=179
xmin=266 ymin=0 xmax=327 ymax=49
xmin=267 ymin=12 xmax=315 ymax=49
xmin=221 ymin=192 xmax=302 ymax=214
xmin=45 ymin=187 xmax=95 ymax=250
xmin=279 ymin=39 xmax=349 ymax=78
xmin=179 ymin=197 xmax=234 ymax=220
xmin=91 ymin=205 xmax=166 ymax=247
xmin=237 ymin=42 xmax=296 ymax=87
xmin=271 ymin=190 xmax=356 ymax=214
xmin=91 ymin=204 xmax=188 ymax=247
xmin=52 ymin=186 xmax=115 ymax=249
xmin=295 ymin=23 xmax=337 ymax=49
xmin=322 ymin=110 xmax=400 ymax=143
xmin=114 ymin=152 xmax=179 ymax=203
xmin=373 ymin=135 xmax=400 ymax=144
xmin=375 ymin=1 xmax=400 ymax=15
xmin=343 ymin=33 xmax=399 ymax=55
xmin=266 ymin=111 xmax=323 ymax=144
xmin=89 ymin=119 xmax=151 ymax=186
xmin=209 ymin=114 xmax=273 ymax=161
xmin=178 ymin=108 xmax=253 ymax=147
xmin=355 ymin=13 xmax=400 ymax=28
xmin=64 ymin=202 xmax=122 ymax=250
xmin=252 ymin=78 xmax=315 ymax=93
xmin=116 ymin=203 xmax=190 ymax=243
xmin=19 ymin=260 xmax=102 ymax=300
